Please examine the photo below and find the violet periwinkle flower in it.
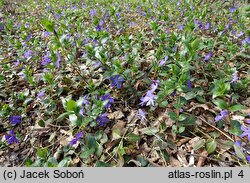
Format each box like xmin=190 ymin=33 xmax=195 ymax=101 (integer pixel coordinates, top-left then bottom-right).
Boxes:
xmin=5 ymin=130 xmax=19 ymax=144
xmin=187 ymin=80 xmax=192 ymax=90
xmin=204 ymin=22 xmax=210 ymax=30
xmin=229 ymin=6 xmax=237 ymax=13
xmin=24 ymin=50 xmax=33 ymax=59
xmin=41 ymin=51 xmax=51 ymax=66
xmin=230 ymin=73 xmax=238 ymax=83
xmin=26 ymin=34 xmax=31 ymax=41
xmin=178 ymin=24 xmax=184 ymax=31
xmin=90 ymin=9 xmax=97 ymax=17
xmin=159 ymin=56 xmax=169 ymax=66
xmin=242 ymin=37 xmax=250 ymax=45
xmin=44 ymin=31 xmax=51 ymax=37
xmin=37 ymin=90 xmax=45 ymax=98
xmin=109 ymin=75 xmax=124 ymax=89
xmin=55 ymin=52 xmax=61 ymax=68
xmin=137 ymin=109 xmax=147 ymax=122
xmin=97 ymin=113 xmax=109 ymax=126
xmin=215 ymin=110 xmax=228 ymax=122
xmin=101 ymin=93 xmax=114 ymax=108
xmin=69 ymin=131 xmax=83 ymax=146
xmin=140 ymin=91 xmax=156 ymax=106
xmin=55 ymin=14 xmax=60 ymax=20
xmin=240 ymin=125 xmax=250 ymax=142
xmin=194 ymin=20 xmax=203 ymax=29
xmin=149 ymin=80 xmax=159 ymax=93
xmin=9 ymin=115 xmax=21 ymax=126
xmin=204 ymin=51 xmax=213 ymax=61
xmin=236 ymin=31 xmax=244 ymax=37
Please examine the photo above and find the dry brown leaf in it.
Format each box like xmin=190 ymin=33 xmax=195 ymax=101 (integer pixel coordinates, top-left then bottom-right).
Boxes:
xmin=197 ymin=150 xmax=208 ymax=167
xmin=169 ymin=156 xmax=181 ymax=167
xmin=127 ymin=110 xmax=138 ymax=124
xmin=108 ymin=110 xmax=124 ymax=120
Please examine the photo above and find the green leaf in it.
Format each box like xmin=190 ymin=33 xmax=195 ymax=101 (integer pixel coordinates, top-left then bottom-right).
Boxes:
xmin=206 ymin=139 xmax=217 ymax=154
xmin=47 ymin=157 xmax=58 ymax=167
xmin=125 ymin=133 xmax=140 ymax=142
xmin=229 ymin=104 xmax=246 ymax=112
xmin=136 ymin=155 xmax=149 ymax=167
xmin=57 ymin=112 xmax=73 ymax=121
xmin=95 ymin=161 xmax=112 ymax=167
xmin=191 ymin=38 xmax=200 ymax=51
xmin=37 ymin=147 xmax=48 ymax=159
xmin=140 ymin=127 xmax=159 ymax=136
xmin=67 ymin=100 xmax=77 ymax=111
xmin=168 ymin=111 xmax=177 ymax=121
xmin=178 ymin=126 xmax=185 ymax=133
xmin=229 ymin=120 xmax=243 ymax=136
xmin=80 ymin=148 xmax=95 ymax=159
xmin=69 ymin=114 xmax=78 ymax=124
xmin=85 ymin=134 xmax=97 ymax=150
xmin=41 ymin=20 xmax=55 ymax=32
xmin=212 ymin=99 xmax=228 ymax=109
xmin=58 ymin=158 xmax=70 ymax=167
xmin=233 ymin=144 xmax=246 ymax=161
xmin=193 ymin=139 xmax=205 ymax=150
xmin=112 ymin=128 xmax=122 ymax=140
xmin=180 ymin=115 xmax=196 ymax=126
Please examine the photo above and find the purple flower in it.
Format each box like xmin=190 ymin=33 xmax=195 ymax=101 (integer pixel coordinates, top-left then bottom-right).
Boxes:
xmin=41 ymin=51 xmax=51 ymax=66
xmin=97 ymin=113 xmax=109 ymax=126
xmin=170 ymin=90 xmax=177 ymax=96
xmin=242 ymin=37 xmax=250 ymax=45
xmin=140 ymin=91 xmax=156 ymax=106
xmin=229 ymin=6 xmax=237 ymax=13
xmin=215 ymin=110 xmax=228 ymax=122
xmin=194 ymin=20 xmax=203 ymax=29
xmin=69 ymin=131 xmax=83 ymax=146
xmin=55 ymin=52 xmax=61 ymax=68
xmin=159 ymin=56 xmax=168 ymax=66
xmin=240 ymin=125 xmax=250 ymax=142
xmin=101 ymin=93 xmax=114 ymax=108
xmin=24 ymin=50 xmax=33 ymax=59
xmin=55 ymin=14 xmax=60 ymax=20
xmin=230 ymin=73 xmax=238 ymax=83
xmin=26 ymin=34 xmax=31 ymax=41
xmin=236 ymin=31 xmax=244 ymax=37
xmin=90 ymin=9 xmax=96 ymax=17
xmin=178 ymin=24 xmax=185 ymax=31
xmin=247 ymin=119 xmax=250 ymax=124
xmin=137 ymin=109 xmax=147 ymax=122
xmin=9 ymin=115 xmax=21 ymax=126
xmin=109 ymin=75 xmax=124 ymax=89
xmin=204 ymin=22 xmax=210 ymax=30
xmin=187 ymin=80 xmax=192 ymax=90
xmin=234 ymin=140 xmax=241 ymax=147
xmin=246 ymin=156 xmax=250 ymax=163
xmin=224 ymin=23 xmax=231 ymax=31
xmin=204 ymin=51 xmax=213 ymax=61
xmin=37 ymin=90 xmax=45 ymax=98
xmin=149 ymin=80 xmax=159 ymax=93
xmin=44 ymin=31 xmax=51 ymax=37
xmin=5 ymin=130 xmax=19 ymax=144
xmin=96 ymin=24 xmax=102 ymax=32
xmin=129 ymin=22 xmax=135 ymax=27
xmin=14 ymin=60 xmax=20 ymax=66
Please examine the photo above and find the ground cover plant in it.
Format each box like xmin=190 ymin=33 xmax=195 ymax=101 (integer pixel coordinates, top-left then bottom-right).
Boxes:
xmin=0 ymin=0 xmax=249 ymax=167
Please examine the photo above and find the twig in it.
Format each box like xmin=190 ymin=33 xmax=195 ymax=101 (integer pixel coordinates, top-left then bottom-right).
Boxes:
xmin=198 ymin=116 xmax=234 ymax=142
